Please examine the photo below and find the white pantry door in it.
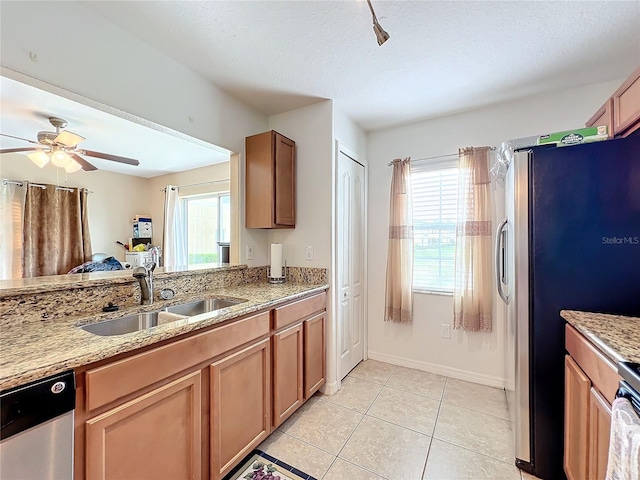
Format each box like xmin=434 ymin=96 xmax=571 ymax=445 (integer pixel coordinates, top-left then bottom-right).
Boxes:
xmin=337 ymin=150 xmax=365 ymax=379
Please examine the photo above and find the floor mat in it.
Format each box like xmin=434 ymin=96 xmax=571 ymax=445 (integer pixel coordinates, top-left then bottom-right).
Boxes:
xmin=223 ymin=450 xmax=317 ymax=480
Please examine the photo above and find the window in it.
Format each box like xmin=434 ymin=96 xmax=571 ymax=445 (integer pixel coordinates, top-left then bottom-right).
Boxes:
xmin=411 ymin=158 xmax=458 ymax=293
xmin=182 ymin=192 xmax=230 ymax=265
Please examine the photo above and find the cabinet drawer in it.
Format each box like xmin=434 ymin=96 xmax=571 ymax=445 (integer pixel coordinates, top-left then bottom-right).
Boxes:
xmin=274 ymin=292 xmax=326 ymax=330
xmin=565 ymin=324 xmax=621 ymax=404
xmin=86 ymin=311 xmax=270 ymax=411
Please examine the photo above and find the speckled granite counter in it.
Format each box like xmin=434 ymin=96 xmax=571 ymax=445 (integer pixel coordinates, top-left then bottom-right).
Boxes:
xmin=561 ymin=310 xmax=640 ymax=365
xmin=0 ymin=278 xmax=328 ymax=391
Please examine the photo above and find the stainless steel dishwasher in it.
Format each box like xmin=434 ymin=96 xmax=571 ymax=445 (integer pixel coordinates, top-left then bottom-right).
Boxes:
xmin=0 ymin=371 xmax=75 ymax=479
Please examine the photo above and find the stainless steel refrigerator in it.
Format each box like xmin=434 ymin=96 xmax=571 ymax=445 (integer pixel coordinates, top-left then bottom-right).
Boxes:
xmin=496 ymin=134 xmax=640 ymax=479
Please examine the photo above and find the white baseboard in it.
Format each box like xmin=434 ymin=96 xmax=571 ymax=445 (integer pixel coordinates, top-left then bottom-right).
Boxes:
xmin=367 ymin=351 xmax=506 ymax=389
xmin=320 ymin=380 xmax=339 ymax=396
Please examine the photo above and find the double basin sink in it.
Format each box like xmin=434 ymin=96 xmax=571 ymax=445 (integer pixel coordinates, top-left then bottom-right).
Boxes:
xmin=81 ymin=298 xmax=245 ymax=337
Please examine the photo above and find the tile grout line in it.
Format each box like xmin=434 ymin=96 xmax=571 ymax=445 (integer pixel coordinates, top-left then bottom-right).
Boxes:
xmin=421 ymin=376 xmax=447 ymax=479
xmin=430 ymin=435 xmax=522 ymax=468
xmin=319 ymin=456 xmax=338 ymax=480
xmin=329 ymin=361 xmax=398 ymax=478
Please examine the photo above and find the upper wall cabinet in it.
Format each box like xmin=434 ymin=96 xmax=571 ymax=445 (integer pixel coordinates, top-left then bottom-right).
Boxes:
xmin=587 ymin=66 xmax=640 ymax=137
xmin=245 ymin=130 xmax=296 ymax=229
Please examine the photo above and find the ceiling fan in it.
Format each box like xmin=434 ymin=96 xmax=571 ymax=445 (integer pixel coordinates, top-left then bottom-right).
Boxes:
xmin=0 ymin=116 xmax=140 ymax=172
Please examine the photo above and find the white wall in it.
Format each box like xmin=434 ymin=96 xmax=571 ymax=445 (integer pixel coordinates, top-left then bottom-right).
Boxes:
xmin=333 ymin=105 xmax=367 ymax=159
xmin=0 ymin=0 xmax=270 ymax=266
xmin=265 ymin=101 xmax=367 ymax=392
xmin=266 ymin=101 xmax=334 ymax=267
xmin=0 ymin=154 xmax=150 ymax=261
xmin=366 ymin=79 xmax=622 ymax=387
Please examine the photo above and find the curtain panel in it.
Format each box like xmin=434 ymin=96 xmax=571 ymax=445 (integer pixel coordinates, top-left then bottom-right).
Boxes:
xmin=23 ymin=184 xmax=92 ymax=277
xmin=453 ymin=147 xmax=493 ymax=332
xmin=385 ymin=158 xmax=414 ymax=324
xmin=163 ymin=185 xmax=188 ymax=267
xmin=0 ymin=182 xmax=26 ymax=280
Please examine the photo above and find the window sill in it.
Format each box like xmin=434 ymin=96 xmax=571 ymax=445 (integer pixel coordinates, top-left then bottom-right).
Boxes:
xmin=413 ymin=289 xmax=453 ymax=297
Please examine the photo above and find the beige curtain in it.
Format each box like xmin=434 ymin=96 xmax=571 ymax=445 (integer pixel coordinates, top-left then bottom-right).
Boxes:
xmin=23 ymin=184 xmax=92 ymax=277
xmin=0 ymin=182 xmax=25 ymax=280
xmin=453 ymin=147 xmax=493 ymax=332
xmin=385 ymin=158 xmax=413 ymax=323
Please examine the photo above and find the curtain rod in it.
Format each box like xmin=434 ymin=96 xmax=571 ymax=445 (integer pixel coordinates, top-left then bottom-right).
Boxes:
xmin=1 ymin=179 xmax=92 ymax=193
xmin=387 ymin=147 xmax=496 ymax=166
xmin=161 ymin=178 xmax=230 ymax=192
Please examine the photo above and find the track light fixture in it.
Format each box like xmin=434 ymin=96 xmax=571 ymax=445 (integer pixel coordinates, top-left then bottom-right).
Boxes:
xmin=366 ymin=0 xmax=390 ymax=46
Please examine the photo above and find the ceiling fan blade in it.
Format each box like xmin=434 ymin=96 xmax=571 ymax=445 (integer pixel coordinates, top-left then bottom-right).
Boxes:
xmin=82 ymin=150 xmax=140 ymax=166
xmin=0 ymin=147 xmax=40 ymax=154
xmin=55 ymin=130 xmax=85 ymax=148
xmin=70 ymin=153 xmax=98 ymax=171
xmin=0 ymin=133 xmax=40 ymax=145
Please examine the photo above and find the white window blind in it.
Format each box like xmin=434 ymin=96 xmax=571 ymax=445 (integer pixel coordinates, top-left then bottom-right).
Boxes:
xmin=411 ymin=157 xmax=459 ymax=293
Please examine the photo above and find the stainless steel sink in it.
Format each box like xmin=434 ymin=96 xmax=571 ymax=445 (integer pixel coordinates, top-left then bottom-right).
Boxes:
xmin=165 ymin=299 xmax=240 ymax=316
xmin=80 ymin=298 xmax=245 ymax=336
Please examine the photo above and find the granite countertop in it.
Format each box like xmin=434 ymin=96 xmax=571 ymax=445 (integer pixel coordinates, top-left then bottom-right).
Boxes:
xmin=0 ymin=281 xmax=328 ymax=391
xmin=561 ymin=310 xmax=640 ymax=365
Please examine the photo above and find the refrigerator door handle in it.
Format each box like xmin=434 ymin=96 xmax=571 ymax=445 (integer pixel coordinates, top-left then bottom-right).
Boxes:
xmin=495 ymin=217 xmax=509 ymax=304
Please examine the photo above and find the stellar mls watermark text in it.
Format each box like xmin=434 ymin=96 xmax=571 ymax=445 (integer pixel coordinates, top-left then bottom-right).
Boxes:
xmin=602 ymin=236 xmax=639 ymax=245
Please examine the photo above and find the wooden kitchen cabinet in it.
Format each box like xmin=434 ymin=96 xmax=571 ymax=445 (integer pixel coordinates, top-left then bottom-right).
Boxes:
xmin=589 ymin=387 xmax=612 ymax=480
xmin=245 ymin=130 xmax=296 ymax=228
xmin=210 ymin=338 xmax=271 ymax=480
xmin=564 ymin=324 xmax=622 ymax=480
xmin=586 ymin=99 xmax=614 ymax=138
xmin=273 ymin=322 xmax=304 ymax=427
xmin=75 ymin=292 xmax=326 ymax=480
xmin=564 ymin=355 xmax=590 ymax=480
xmin=85 ymin=371 xmax=202 ymax=480
xmin=586 ymin=65 xmax=640 ymax=137
xmin=304 ymin=312 xmax=326 ymax=398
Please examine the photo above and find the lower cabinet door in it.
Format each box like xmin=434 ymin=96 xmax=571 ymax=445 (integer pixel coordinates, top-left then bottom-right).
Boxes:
xmin=273 ymin=322 xmax=304 ymax=428
xmin=564 ymin=355 xmax=591 ymax=480
xmin=210 ymin=338 xmax=271 ymax=480
xmin=85 ymin=371 xmax=202 ymax=480
xmin=304 ymin=313 xmax=326 ymax=399
xmin=589 ymin=387 xmax=612 ymax=480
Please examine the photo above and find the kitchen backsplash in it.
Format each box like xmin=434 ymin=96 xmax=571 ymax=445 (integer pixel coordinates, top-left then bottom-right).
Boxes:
xmin=0 ymin=265 xmax=327 ymax=326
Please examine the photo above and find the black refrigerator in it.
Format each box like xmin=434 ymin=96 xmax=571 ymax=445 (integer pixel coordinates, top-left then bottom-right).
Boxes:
xmin=496 ymin=134 xmax=640 ymax=479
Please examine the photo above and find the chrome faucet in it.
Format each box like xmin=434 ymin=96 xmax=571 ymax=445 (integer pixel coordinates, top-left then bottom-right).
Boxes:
xmin=132 ymin=261 xmax=156 ymax=305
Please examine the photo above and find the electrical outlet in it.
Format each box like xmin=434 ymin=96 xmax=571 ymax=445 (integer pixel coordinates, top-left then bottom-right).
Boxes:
xmin=245 ymin=245 xmax=253 ymax=260
xmin=305 ymin=245 xmax=314 ymax=261
xmin=441 ymin=324 xmax=451 ymax=339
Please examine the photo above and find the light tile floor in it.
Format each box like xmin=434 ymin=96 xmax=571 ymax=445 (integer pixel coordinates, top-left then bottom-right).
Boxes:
xmin=259 ymin=359 xmax=540 ymax=480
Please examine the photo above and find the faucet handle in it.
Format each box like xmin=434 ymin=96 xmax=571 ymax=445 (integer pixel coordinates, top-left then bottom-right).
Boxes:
xmin=144 ymin=261 xmax=157 ymax=272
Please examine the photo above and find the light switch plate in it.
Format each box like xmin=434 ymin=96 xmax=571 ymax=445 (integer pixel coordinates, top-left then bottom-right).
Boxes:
xmin=305 ymin=245 xmax=314 ymax=261
xmin=246 ymin=245 xmax=254 ymax=260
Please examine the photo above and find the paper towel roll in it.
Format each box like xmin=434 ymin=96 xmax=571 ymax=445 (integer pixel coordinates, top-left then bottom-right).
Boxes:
xmin=270 ymin=243 xmax=283 ymax=278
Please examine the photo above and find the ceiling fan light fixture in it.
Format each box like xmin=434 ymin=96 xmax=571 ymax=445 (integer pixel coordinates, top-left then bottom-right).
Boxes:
xmin=27 ymin=150 xmax=50 ymax=168
xmin=55 ymin=130 xmax=85 ymax=148
xmin=64 ymin=159 xmax=83 ymax=173
xmin=51 ymin=150 xmax=72 ymax=168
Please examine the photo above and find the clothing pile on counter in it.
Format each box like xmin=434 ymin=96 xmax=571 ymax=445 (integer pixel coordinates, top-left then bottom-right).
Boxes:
xmin=68 ymin=256 xmax=123 ymax=274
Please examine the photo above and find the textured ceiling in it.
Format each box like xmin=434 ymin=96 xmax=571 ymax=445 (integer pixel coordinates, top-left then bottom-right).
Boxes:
xmin=83 ymin=0 xmax=640 ymax=131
